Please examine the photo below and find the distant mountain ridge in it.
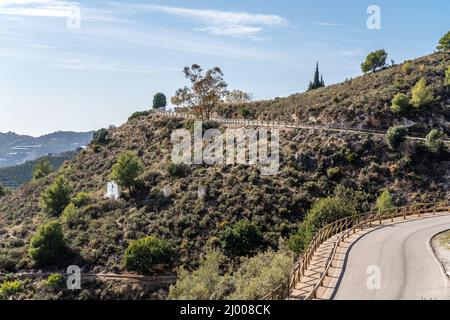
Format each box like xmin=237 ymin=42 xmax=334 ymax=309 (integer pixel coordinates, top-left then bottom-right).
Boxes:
xmin=0 ymin=150 xmax=79 ymax=188
xmin=0 ymin=131 xmax=93 ymax=168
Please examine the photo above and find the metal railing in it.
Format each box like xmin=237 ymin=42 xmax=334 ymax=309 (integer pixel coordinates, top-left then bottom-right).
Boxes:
xmin=261 ymin=202 xmax=450 ymax=300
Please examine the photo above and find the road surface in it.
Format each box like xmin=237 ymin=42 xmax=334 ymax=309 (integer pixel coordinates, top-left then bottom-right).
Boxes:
xmin=333 ymin=215 xmax=450 ymax=300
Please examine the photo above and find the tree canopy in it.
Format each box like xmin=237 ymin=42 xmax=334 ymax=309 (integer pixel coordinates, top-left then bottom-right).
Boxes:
xmin=361 ymin=49 xmax=388 ymax=73
xmin=171 ymin=64 xmax=228 ymax=119
xmin=153 ymin=92 xmax=167 ymax=109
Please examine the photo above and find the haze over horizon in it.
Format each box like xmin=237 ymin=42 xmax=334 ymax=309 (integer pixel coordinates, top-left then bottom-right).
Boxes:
xmin=1 ymin=0 xmax=449 ymax=136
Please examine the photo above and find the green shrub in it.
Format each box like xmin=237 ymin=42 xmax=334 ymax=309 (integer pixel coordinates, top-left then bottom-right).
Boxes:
xmin=410 ymin=78 xmax=434 ymax=108
xmin=44 ymin=273 xmax=63 ymax=288
xmin=385 ymin=126 xmax=408 ymax=151
xmin=390 ymin=93 xmax=410 ymax=114
xmin=71 ymin=192 xmax=92 ymax=207
xmin=445 ymin=66 xmax=450 ymax=86
xmin=110 ymin=152 xmax=143 ymax=193
xmin=29 ymin=221 xmax=65 ymax=266
xmin=0 ymin=280 xmax=23 ymax=299
xmin=32 ymin=159 xmax=53 ymax=180
xmin=60 ymin=203 xmax=82 ymax=227
xmin=375 ymin=189 xmax=394 ymax=214
xmin=239 ymin=107 xmax=251 ymax=118
xmin=169 ymin=249 xmax=225 ymax=300
xmin=401 ymin=62 xmax=411 ymax=75
xmin=288 ymin=194 xmax=356 ymax=254
xmin=167 ymin=163 xmax=191 ymax=178
xmin=326 ymin=167 xmax=343 ymax=180
xmin=124 ymin=236 xmax=173 ymax=274
xmin=220 ymin=220 xmax=263 ymax=256
xmin=0 ymin=184 xmax=9 ymax=198
xmin=228 ymin=250 xmax=293 ymax=300
xmin=425 ymin=129 xmax=445 ymax=153
xmin=40 ymin=176 xmax=72 ymax=217
xmin=92 ymin=128 xmax=109 ymax=145
xmin=128 ymin=111 xmax=150 ymax=122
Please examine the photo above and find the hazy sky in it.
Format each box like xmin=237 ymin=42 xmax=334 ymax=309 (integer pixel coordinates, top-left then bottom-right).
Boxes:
xmin=0 ymin=0 xmax=448 ymax=136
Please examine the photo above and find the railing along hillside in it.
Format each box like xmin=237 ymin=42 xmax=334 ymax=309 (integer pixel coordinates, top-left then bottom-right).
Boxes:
xmin=261 ymin=202 xmax=450 ymax=300
xmin=155 ymin=111 xmax=450 ymax=144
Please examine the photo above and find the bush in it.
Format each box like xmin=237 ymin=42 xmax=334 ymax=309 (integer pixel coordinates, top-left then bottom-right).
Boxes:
xmin=401 ymin=62 xmax=411 ymax=75
xmin=169 ymin=248 xmax=225 ymax=300
xmin=361 ymin=49 xmax=388 ymax=73
xmin=0 ymin=184 xmax=9 ymax=198
xmin=92 ymin=128 xmax=109 ymax=145
xmin=425 ymin=129 xmax=445 ymax=153
xmin=239 ymin=107 xmax=251 ymax=118
xmin=326 ymin=167 xmax=343 ymax=180
xmin=0 ymin=280 xmax=23 ymax=299
xmin=288 ymin=194 xmax=356 ymax=254
xmin=167 ymin=163 xmax=191 ymax=178
xmin=410 ymin=78 xmax=434 ymax=108
xmin=110 ymin=152 xmax=143 ymax=192
xmin=375 ymin=189 xmax=394 ymax=214
xmin=228 ymin=250 xmax=293 ymax=300
xmin=33 ymin=159 xmax=53 ymax=180
xmin=40 ymin=176 xmax=72 ymax=217
xmin=29 ymin=221 xmax=65 ymax=266
xmin=128 ymin=111 xmax=149 ymax=122
xmin=446 ymin=66 xmax=450 ymax=86
xmin=385 ymin=126 xmax=408 ymax=151
xmin=71 ymin=192 xmax=92 ymax=207
xmin=220 ymin=221 xmax=264 ymax=256
xmin=390 ymin=93 xmax=410 ymax=114
xmin=436 ymin=31 xmax=450 ymax=52
xmin=124 ymin=236 xmax=173 ymax=274
xmin=44 ymin=273 xmax=63 ymax=288
xmin=61 ymin=203 xmax=82 ymax=227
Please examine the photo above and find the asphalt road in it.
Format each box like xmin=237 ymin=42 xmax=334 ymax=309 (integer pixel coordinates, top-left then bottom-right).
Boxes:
xmin=333 ymin=215 xmax=450 ymax=300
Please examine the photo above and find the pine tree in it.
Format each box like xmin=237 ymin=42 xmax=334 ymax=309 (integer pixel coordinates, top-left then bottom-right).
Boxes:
xmin=307 ymin=62 xmax=325 ymax=91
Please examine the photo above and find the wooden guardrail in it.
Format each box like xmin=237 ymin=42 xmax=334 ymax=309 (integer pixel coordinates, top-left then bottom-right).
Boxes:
xmin=154 ymin=111 xmax=450 ymax=144
xmin=261 ymin=202 xmax=450 ymax=300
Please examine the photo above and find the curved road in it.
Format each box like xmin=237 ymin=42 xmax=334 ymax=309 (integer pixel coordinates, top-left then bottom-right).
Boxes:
xmin=333 ymin=215 xmax=450 ymax=300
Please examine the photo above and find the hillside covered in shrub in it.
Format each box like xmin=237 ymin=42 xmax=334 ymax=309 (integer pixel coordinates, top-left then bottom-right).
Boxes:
xmin=219 ymin=52 xmax=450 ymax=135
xmin=0 ymin=51 xmax=448 ymax=300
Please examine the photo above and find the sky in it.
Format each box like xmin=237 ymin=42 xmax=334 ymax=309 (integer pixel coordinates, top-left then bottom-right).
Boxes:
xmin=0 ymin=0 xmax=448 ymax=136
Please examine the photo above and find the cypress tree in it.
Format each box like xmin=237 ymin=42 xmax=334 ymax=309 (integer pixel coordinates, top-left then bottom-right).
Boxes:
xmin=307 ymin=62 xmax=325 ymax=91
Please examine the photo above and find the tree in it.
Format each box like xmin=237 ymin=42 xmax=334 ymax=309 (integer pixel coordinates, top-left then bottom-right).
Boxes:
xmin=110 ymin=152 xmax=143 ymax=193
xmin=225 ymin=90 xmax=253 ymax=104
xmin=33 ymin=159 xmax=53 ymax=180
xmin=40 ymin=176 xmax=72 ymax=217
xmin=171 ymin=64 xmax=228 ymax=119
xmin=436 ymin=31 xmax=450 ymax=52
xmin=29 ymin=221 xmax=65 ymax=266
xmin=410 ymin=78 xmax=434 ymax=108
xmin=219 ymin=220 xmax=264 ymax=256
xmin=361 ymin=49 xmax=388 ymax=73
xmin=153 ymin=93 xmax=167 ymax=109
xmin=307 ymin=62 xmax=325 ymax=91
xmin=390 ymin=93 xmax=410 ymax=114
xmin=92 ymin=128 xmax=109 ymax=145
xmin=124 ymin=236 xmax=173 ymax=274
xmin=0 ymin=184 xmax=8 ymax=198
xmin=385 ymin=126 xmax=408 ymax=151
xmin=425 ymin=129 xmax=445 ymax=154
xmin=375 ymin=189 xmax=394 ymax=214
